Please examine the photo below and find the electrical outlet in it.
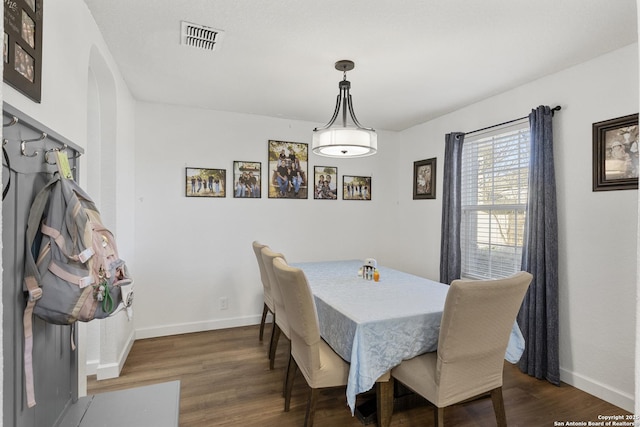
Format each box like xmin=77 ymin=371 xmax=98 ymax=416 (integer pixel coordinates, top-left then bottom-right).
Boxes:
xmin=219 ymin=297 xmax=228 ymax=310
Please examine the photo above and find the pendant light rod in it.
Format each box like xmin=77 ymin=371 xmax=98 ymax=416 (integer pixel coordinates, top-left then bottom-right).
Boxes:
xmin=313 ymin=60 xmax=374 ymax=132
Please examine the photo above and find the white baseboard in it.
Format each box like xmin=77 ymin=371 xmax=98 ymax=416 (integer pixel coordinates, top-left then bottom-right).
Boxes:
xmin=134 ymin=315 xmax=262 ymax=340
xmin=95 ymin=328 xmax=136 ymax=380
xmin=85 ymin=359 xmax=99 ymax=376
xmin=560 ymin=367 xmax=635 ymax=412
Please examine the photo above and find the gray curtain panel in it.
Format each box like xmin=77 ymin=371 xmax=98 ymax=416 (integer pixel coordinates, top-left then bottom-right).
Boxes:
xmin=439 ymin=132 xmax=465 ymax=285
xmin=517 ymin=105 xmax=560 ymax=385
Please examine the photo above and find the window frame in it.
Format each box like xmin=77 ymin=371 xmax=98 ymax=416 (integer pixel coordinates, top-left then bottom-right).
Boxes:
xmin=460 ymin=120 xmax=530 ymax=280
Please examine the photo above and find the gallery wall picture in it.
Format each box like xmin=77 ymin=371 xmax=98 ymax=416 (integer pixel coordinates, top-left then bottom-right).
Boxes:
xmin=314 ymin=166 xmax=338 ymax=199
xmin=343 ymin=175 xmax=371 ymax=200
xmin=413 ymin=157 xmax=436 ymax=199
xmin=267 ymin=139 xmax=308 ymax=199
xmin=233 ymin=161 xmax=261 ymax=198
xmin=592 ymin=113 xmax=639 ymax=191
xmin=3 ymin=0 xmax=42 ymax=102
xmin=185 ymin=167 xmax=226 ymax=197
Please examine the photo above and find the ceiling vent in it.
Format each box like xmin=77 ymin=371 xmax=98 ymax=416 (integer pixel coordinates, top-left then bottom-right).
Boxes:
xmin=180 ymin=21 xmax=224 ymax=51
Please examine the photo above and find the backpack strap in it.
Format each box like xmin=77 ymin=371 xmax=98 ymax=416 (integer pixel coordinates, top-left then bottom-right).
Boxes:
xmin=2 ymin=145 xmax=11 ymax=201
xmin=40 ymin=222 xmax=95 ymax=263
xmin=22 ymin=174 xmax=60 ymax=408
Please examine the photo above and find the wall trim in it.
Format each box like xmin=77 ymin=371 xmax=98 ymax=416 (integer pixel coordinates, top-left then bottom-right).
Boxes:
xmin=560 ymin=367 xmax=634 ymax=412
xmin=95 ymin=328 xmax=136 ymax=380
xmin=134 ymin=315 xmax=262 ymax=340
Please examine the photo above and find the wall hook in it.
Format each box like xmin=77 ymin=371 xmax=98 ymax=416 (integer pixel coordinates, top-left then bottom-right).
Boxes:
xmin=3 ymin=116 xmax=18 ymax=127
xmin=44 ymin=147 xmax=59 ymax=165
xmin=20 ymin=133 xmax=47 ymax=157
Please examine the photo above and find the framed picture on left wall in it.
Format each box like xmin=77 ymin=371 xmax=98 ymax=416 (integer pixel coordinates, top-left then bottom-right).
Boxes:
xmin=3 ymin=0 xmax=43 ymax=102
xmin=185 ymin=167 xmax=226 ymax=197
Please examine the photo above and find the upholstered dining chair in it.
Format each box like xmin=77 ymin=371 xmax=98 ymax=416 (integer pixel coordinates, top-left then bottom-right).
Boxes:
xmin=252 ymin=241 xmax=274 ymax=344
xmin=272 ymin=257 xmax=350 ymax=427
xmin=391 ymin=271 xmax=533 ymax=427
xmin=260 ymin=246 xmax=290 ymax=371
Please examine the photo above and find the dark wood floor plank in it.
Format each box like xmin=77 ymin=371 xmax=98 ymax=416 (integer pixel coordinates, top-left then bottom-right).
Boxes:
xmin=88 ymin=324 xmax=630 ymax=426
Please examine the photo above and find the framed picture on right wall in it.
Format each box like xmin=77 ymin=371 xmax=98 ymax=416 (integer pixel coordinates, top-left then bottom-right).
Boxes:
xmin=413 ymin=157 xmax=436 ymax=199
xmin=592 ymin=113 xmax=639 ymax=191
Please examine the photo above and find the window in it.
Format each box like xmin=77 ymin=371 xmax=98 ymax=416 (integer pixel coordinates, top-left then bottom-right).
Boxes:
xmin=461 ymin=120 xmax=530 ymax=280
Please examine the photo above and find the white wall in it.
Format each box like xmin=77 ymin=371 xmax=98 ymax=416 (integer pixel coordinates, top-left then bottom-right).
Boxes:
xmin=1 ymin=0 xmax=636 ymax=421
xmin=134 ymin=44 xmax=637 ymax=413
xmin=133 ymin=102 xmax=400 ymax=337
xmin=396 ymin=44 xmax=638 ymax=412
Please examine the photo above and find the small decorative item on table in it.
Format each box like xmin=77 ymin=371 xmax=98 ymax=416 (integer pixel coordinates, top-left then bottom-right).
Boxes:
xmin=361 ymin=258 xmax=377 ymax=281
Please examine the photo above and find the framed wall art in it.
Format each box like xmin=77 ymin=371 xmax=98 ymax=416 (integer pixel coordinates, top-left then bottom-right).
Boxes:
xmin=592 ymin=113 xmax=639 ymax=191
xmin=413 ymin=157 xmax=436 ymax=199
xmin=313 ymin=166 xmax=338 ymax=199
xmin=233 ymin=161 xmax=261 ymax=198
xmin=343 ymin=175 xmax=371 ymax=200
xmin=267 ymin=139 xmax=308 ymax=199
xmin=185 ymin=167 xmax=226 ymax=197
xmin=4 ymin=0 xmax=42 ymax=102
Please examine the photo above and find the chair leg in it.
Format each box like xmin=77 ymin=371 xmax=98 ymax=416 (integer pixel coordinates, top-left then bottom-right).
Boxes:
xmin=269 ymin=324 xmax=281 ymax=370
xmin=259 ymin=303 xmax=268 ymax=341
xmin=282 ymin=345 xmax=291 ymax=397
xmin=434 ymin=406 xmax=445 ymax=427
xmin=304 ymin=388 xmax=319 ymax=427
xmin=267 ymin=312 xmax=276 ymax=357
xmin=284 ymin=354 xmax=298 ymax=411
xmin=490 ymin=387 xmax=507 ymax=427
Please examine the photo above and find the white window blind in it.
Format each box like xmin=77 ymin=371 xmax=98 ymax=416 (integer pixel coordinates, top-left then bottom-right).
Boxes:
xmin=461 ymin=120 xmax=530 ymax=280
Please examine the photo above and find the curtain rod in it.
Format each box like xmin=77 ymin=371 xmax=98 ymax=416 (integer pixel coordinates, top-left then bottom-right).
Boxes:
xmin=464 ymin=105 xmax=561 ymax=137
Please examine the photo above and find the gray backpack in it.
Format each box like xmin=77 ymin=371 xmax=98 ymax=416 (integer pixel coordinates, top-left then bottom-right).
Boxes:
xmin=22 ymin=171 xmax=132 ymax=407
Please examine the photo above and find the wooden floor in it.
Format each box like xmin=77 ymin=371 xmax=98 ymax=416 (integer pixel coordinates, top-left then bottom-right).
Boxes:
xmin=88 ymin=324 xmax=630 ymax=427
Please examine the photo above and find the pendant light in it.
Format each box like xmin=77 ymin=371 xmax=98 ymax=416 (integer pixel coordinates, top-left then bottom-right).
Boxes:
xmin=312 ymin=60 xmax=377 ymax=158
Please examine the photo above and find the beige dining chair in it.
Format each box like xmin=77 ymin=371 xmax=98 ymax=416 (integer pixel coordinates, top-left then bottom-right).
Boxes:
xmin=391 ymin=271 xmax=533 ymax=427
xmin=252 ymin=241 xmax=275 ymax=344
xmin=261 ymin=246 xmax=290 ymax=371
xmin=272 ymin=257 xmax=350 ymax=427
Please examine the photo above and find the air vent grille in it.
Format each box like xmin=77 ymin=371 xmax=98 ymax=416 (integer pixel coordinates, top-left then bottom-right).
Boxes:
xmin=181 ymin=21 xmax=224 ymax=51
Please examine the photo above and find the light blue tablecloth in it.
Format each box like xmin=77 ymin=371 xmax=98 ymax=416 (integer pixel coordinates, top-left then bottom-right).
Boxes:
xmin=294 ymin=260 xmax=448 ymax=412
xmin=294 ymin=260 xmax=525 ymax=414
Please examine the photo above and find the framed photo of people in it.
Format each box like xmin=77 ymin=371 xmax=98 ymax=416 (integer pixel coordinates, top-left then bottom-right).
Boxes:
xmin=185 ymin=167 xmax=226 ymax=198
xmin=413 ymin=157 xmax=436 ymax=199
xmin=233 ymin=161 xmax=261 ymax=198
xmin=3 ymin=0 xmax=42 ymax=102
xmin=592 ymin=113 xmax=639 ymax=191
xmin=343 ymin=175 xmax=371 ymax=200
xmin=313 ymin=166 xmax=338 ymax=199
xmin=267 ymin=140 xmax=308 ymax=199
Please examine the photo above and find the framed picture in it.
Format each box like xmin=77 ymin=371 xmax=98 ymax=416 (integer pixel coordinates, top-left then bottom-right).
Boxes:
xmin=3 ymin=0 xmax=42 ymax=102
xmin=413 ymin=157 xmax=437 ymax=199
xmin=185 ymin=167 xmax=226 ymax=197
xmin=592 ymin=113 xmax=639 ymax=191
xmin=267 ymin=140 xmax=308 ymax=199
xmin=233 ymin=161 xmax=261 ymax=198
xmin=314 ymin=166 xmax=338 ymax=199
xmin=343 ymin=175 xmax=371 ymax=200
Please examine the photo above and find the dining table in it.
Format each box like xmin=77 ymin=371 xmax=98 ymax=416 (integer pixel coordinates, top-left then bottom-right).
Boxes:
xmin=293 ymin=259 xmax=525 ymax=427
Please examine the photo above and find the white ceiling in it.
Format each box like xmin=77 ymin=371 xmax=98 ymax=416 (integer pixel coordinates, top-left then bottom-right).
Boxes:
xmin=83 ymin=0 xmax=638 ymax=132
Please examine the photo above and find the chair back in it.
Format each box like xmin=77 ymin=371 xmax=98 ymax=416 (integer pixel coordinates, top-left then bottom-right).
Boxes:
xmin=272 ymin=257 xmax=322 ymax=374
xmin=252 ymin=241 xmax=273 ymax=310
xmin=435 ymin=271 xmax=532 ymax=406
xmin=261 ymin=247 xmax=290 ymax=337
